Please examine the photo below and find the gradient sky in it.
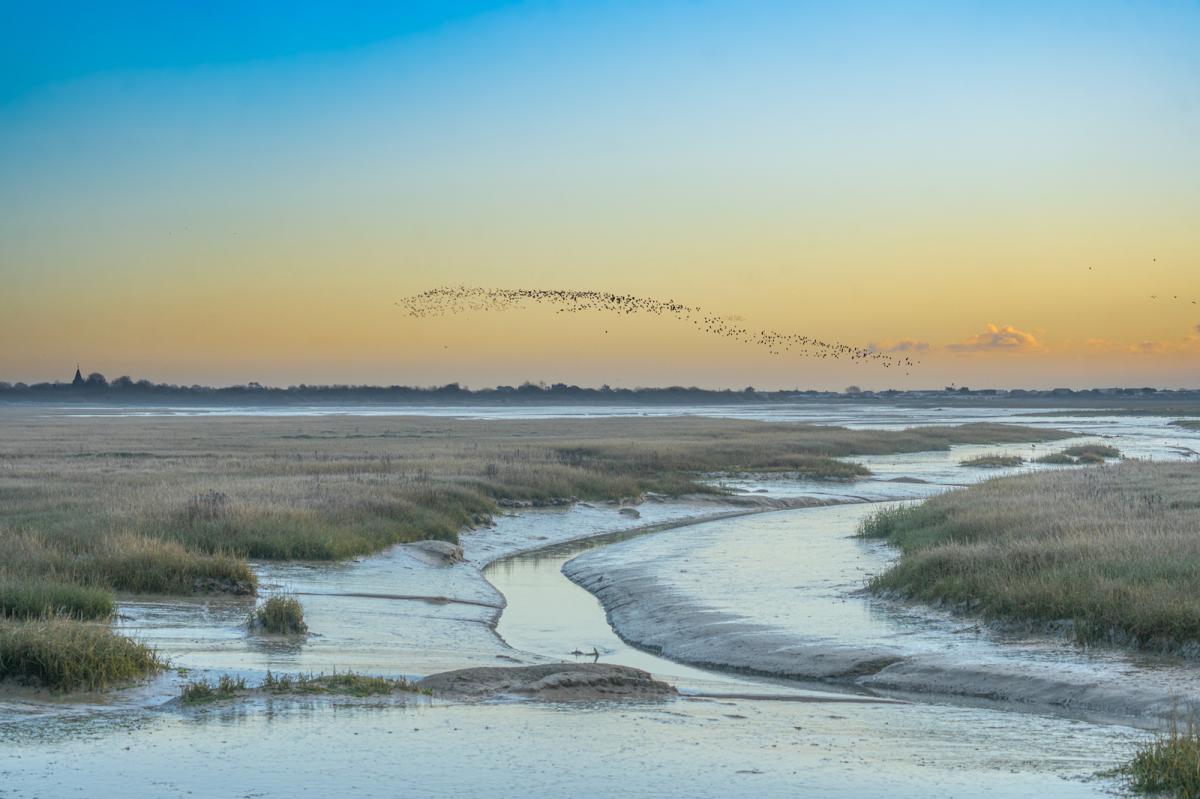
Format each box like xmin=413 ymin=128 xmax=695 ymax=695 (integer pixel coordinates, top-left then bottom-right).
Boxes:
xmin=2 ymin=1 xmax=1198 ymax=390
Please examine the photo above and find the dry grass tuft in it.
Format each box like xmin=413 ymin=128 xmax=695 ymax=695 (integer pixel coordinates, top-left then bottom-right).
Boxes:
xmin=248 ymin=595 xmax=307 ymax=635
xmin=0 ymin=618 xmax=162 ymax=691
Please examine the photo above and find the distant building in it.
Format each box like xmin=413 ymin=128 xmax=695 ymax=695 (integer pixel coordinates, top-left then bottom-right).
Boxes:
xmin=71 ymin=366 xmax=85 ymax=387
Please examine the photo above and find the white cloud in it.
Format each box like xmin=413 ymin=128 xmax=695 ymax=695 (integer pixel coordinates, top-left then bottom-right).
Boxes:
xmin=945 ymin=323 xmax=1040 ymax=353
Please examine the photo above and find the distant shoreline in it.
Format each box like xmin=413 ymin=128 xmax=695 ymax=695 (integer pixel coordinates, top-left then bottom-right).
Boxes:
xmin=2 ymin=382 xmax=1200 ymax=410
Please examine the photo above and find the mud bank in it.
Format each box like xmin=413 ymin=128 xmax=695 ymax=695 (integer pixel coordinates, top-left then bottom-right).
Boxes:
xmin=563 ymin=508 xmax=1200 ymax=722
xmin=418 ymin=663 xmax=676 ymax=701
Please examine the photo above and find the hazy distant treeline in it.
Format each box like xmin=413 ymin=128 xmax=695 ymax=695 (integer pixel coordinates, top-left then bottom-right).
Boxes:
xmin=0 ymin=374 xmax=1188 ymax=405
xmin=0 ymin=376 xmax=801 ymax=404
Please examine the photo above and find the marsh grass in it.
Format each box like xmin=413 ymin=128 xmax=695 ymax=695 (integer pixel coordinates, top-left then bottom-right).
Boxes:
xmin=0 ymin=618 xmax=162 ymax=691
xmin=1033 ymin=452 xmax=1077 ymax=465
xmin=180 ymin=673 xmax=247 ymax=704
xmin=248 ymin=595 xmax=307 ymax=635
xmin=0 ymin=411 xmax=1069 ymax=600
xmin=959 ymin=454 xmax=1025 ymax=468
xmin=0 ymin=531 xmax=256 ymax=596
xmin=179 ymin=670 xmax=426 ymax=703
xmin=859 ymin=462 xmax=1200 ymax=651
xmin=1033 ymin=444 xmax=1121 ymax=466
xmin=1062 ymin=444 xmax=1121 ymax=459
xmin=0 ymin=579 xmax=113 ymax=620
xmin=262 ymin=670 xmax=426 ymax=696
xmin=1119 ymin=714 xmax=1200 ymax=798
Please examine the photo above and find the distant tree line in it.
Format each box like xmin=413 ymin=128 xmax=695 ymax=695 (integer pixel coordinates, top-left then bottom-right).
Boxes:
xmin=0 ymin=374 xmax=1186 ymax=405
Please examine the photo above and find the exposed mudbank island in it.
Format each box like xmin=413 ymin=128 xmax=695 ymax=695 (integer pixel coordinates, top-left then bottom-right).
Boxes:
xmin=418 ymin=663 xmax=676 ymax=701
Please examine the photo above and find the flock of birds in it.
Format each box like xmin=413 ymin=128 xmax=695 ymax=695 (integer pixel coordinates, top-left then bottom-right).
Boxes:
xmin=397 ymin=286 xmax=918 ymax=371
xmin=1094 ymin=259 xmax=1197 ymax=305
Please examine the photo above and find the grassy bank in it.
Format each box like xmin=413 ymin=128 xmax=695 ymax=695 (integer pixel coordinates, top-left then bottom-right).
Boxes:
xmin=0 ymin=618 xmax=162 ymax=691
xmin=860 ymin=461 xmax=1200 ymax=651
xmin=0 ymin=578 xmax=114 ymax=620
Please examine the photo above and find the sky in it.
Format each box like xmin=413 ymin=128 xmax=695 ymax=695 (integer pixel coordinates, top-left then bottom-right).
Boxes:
xmin=1 ymin=1 xmax=1198 ymax=390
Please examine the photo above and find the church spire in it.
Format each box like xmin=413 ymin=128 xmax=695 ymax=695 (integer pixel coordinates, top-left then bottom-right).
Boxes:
xmin=72 ymin=365 xmax=84 ymax=386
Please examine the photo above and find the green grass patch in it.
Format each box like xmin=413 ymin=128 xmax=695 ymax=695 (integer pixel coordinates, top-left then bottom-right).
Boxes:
xmin=248 ymin=595 xmax=307 ymax=635
xmin=959 ymin=454 xmax=1024 ymax=468
xmin=1062 ymin=444 xmax=1121 ymax=459
xmin=178 ymin=670 xmax=426 ymax=704
xmin=0 ymin=532 xmax=255 ymax=596
xmin=180 ymin=673 xmax=247 ymax=704
xmin=1032 ymin=444 xmax=1121 ymax=466
xmin=1033 ymin=452 xmax=1077 ymax=465
xmin=89 ymin=535 xmax=257 ymax=594
xmin=756 ymin=455 xmax=870 ymax=480
xmin=0 ymin=618 xmax=162 ymax=691
xmin=859 ymin=462 xmax=1200 ymax=651
xmin=0 ymin=579 xmax=114 ymax=620
xmin=1118 ymin=716 xmax=1200 ymax=798
xmin=263 ymin=670 xmax=426 ymax=696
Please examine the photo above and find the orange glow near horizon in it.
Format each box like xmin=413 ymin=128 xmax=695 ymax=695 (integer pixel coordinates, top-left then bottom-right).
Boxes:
xmin=2 ymin=2 xmax=1198 ymax=389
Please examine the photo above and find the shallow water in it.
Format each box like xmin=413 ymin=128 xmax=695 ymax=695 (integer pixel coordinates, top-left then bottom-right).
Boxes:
xmin=489 ymin=535 xmax=820 ymax=691
xmin=0 ymin=691 xmax=1141 ymax=799
xmin=563 ymin=503 xmax=1200 ymax=717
